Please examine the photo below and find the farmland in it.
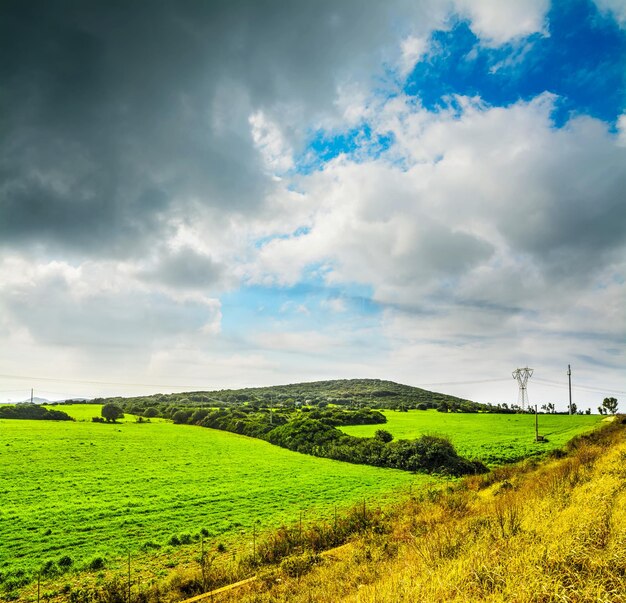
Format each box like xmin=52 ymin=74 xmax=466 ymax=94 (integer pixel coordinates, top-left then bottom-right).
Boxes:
xmin=341 ymin=410 xmax=603 ymax=464
xmin=0 ymin=402 xmax=605 ymax=600
xmin=0 ymin=409 xmax=428 ymax=596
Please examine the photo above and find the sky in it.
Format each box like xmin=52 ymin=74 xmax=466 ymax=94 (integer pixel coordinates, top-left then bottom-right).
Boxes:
xmin=1 ymin=0 xmax=625 ymax=410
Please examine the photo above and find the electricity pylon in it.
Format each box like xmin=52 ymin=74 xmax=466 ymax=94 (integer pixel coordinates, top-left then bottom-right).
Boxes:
xmin=512 ymin=367 xmax=533 ymax=410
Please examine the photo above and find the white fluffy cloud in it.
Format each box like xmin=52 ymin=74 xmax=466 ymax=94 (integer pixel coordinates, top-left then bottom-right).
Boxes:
xmin=239 ymin=92 xmax=626 ymax=405
xmin=594 ymin=0 xmax=626 ymax=26
xmin=453 ymin=0 xmax=549 ymax=45
xmin=248 ymin=94 xmax=626 ymax=306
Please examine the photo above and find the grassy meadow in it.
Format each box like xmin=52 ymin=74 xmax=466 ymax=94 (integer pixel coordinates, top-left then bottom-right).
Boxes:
xmin=0 ymin=408 xmax=428 ymax=592
xmin=341 ymin=409 xmax=602 ymax=464
xmin=222 ymin=419 xmax=626 ymax=603
xmin=0 ymin=404 xmax=606 ymax=600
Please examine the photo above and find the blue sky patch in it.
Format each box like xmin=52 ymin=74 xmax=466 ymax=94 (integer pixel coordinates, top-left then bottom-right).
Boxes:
xmin=221 ymin=274 xmax=381 ymax=337
xmin=295 ymin=124 xmax=394 ymax=174
xmin=404 ymin=0 xmax=626 ymax=126
xmin=254 ymin=226 xmax=312 ymax=249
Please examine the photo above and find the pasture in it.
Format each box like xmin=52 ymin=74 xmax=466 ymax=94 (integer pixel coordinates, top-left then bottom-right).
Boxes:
xmin=340 ymin=409 xmax=603 ymax=464
xmin=0 ymin=405 xmax=603 ymax=598
xmin=0 ymin=410 xmax=427 ymax=590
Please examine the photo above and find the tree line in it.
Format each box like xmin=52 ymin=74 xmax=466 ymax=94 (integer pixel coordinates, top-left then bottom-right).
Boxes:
xmin=98 ymin=400 xmax=486 ymax=476
xmin=0 ymin=404 xmax=73 ymax=421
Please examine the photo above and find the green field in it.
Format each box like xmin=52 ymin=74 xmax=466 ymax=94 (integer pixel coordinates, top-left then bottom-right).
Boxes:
xmin=45 ymin=403 xmax=166 ymax=423
xmin=0 ymin=405 xmax=604 ymax=597
xmin=341 ymin=410 xmax=603 ymax=464
xmin=0 ymin=410 xmax=427 ymax=589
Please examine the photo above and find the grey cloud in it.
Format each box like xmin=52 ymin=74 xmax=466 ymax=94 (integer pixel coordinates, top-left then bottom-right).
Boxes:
xmin=376 ymin=224 xmax=495 ymax=286
xmin=138 ymin=247 xmax=224 ymax=290
xmin=2 ymin=272 xmax=218 ymax=349
xmin=0 ymin=0 xmax=437 ymax=258
xmin=409 ymin=227 xmax=494 ymax=276
xmin=497 ymin=121 xmax=626 ymax=280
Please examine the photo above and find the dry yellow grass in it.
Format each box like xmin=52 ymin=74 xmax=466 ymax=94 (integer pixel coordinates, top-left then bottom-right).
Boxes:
xmin=218 ymin=420 xmax=626 ymax=603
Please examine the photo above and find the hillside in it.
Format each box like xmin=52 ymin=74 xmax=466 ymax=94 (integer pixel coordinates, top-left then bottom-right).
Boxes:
xmin=208 ymin=417 xmax=626 ymax=603
xmin=85 ymin=378 xmax=494 ymax=413
xmin=221 ymin=378 xmax=476 ymax=408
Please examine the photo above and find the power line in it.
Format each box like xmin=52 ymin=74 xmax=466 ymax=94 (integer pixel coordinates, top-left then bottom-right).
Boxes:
xmin=533 ymin=378 xmax=626 ymax=395
xmin=0 ymin=372 xmax=209 ymax=390
xmin=0 ymin=371 xmax=622 ymax=397
xmin=415 ymin=378 xmax=511 ymax=387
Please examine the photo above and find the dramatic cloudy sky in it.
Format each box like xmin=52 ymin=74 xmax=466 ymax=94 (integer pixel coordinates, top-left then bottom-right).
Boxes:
xmin=1 ymin=0 xmax=625 ymax=409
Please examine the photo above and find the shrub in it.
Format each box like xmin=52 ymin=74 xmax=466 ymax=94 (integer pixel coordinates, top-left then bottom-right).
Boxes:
xmin=101 ymin=403 xmax=124 ymax=423
xmin=87 ymin=557 xmax=105 ymax=571
xmin=58 ymin=555 xmax=73 ymax=569
xmin=179 ymin=533 xmax=192 ymax=545
xmin=280 ymin=552 xmax=321 ymax=578
xmin=172 ymin=410 xmax=192 ymax=425
xmin=40 ymin=560 xmax=57 ymax=577
xmin=191 ymin=409 xmax=209 ymax=424
xmin=375 ymin=429 xmax=393 ymax=443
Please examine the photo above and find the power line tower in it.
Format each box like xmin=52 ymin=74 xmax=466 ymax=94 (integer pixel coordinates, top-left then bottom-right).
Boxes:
xmin=512 ymin=367 xmax=533 ymax=410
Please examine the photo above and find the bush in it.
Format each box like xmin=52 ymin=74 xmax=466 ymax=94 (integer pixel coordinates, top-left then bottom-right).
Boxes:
xmin=87 ymin=557 xmax=105 ymax=571
xmin=40 ymin=560 xmax=57 ymax=577
xmin=191 ymin=409 xmax=209 ymax=424
xmin=375 ymin=429 xmax=393 ymax=443
xmin=101 ymin=403 xmax=124 ymax=423
xmin=0 ymin=404 xmax=73 ymax=421
xmin=179 ymin=533 xmax=192 ymax=545
xmin=58 ymin=556 xmax=73 ymax=570
xmin=280 ymin=552 xmax=321 ymax=578
xmin=172 ymin=410 xmax=192 ymax=425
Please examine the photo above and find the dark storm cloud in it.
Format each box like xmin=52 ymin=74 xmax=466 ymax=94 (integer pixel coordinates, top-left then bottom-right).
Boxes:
xmin=0 ymin=0 xmax=429 ymax=257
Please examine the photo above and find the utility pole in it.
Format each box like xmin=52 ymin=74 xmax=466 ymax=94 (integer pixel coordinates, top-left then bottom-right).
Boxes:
xmin=535 ymin=405 xmax=539 ymax=441
xmin=31 ymin=388 xmax=34 ymax=404
xmin=567 ymin=364 xmax=572 ymax=415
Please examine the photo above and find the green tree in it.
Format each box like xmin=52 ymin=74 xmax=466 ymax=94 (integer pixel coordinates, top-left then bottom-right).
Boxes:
xmin=602 ymin=397 xmax=619 ymax=415
xmin=172 ymin=409 xmax=191 ymax=424
xmin=101 ymin=403 xmax=124 ymax=423
xmin=374 ymin=429 xmax=393 ymax=443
